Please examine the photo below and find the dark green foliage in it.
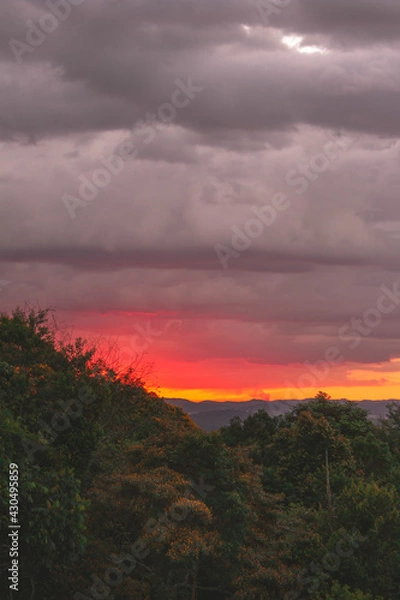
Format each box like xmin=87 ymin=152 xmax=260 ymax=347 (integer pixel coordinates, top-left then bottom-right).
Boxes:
xmin=221 ymin=393 xmax=400 ymax=599
xmin=0 ymin=309 xmax=399 ymax=599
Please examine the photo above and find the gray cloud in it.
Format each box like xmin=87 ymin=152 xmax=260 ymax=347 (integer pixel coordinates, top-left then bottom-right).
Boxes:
xmin=2 ymin=0 xmax=400 ymax=384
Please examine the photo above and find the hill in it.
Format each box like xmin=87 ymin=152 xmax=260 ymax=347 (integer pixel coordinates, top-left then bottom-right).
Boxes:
xmin=165 ymin=398 xmax=400 ymax=431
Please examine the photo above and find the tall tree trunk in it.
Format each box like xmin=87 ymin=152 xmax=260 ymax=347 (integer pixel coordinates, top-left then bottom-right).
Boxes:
xmin=191 ymin=568 xmax=198 ymax=600
xmin=325 ymin=448 xmax=333 ymax=531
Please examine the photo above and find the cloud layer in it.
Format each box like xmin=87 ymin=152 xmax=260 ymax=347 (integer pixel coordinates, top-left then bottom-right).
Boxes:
xmin=2 ymin=0 xmax=400 ymax=398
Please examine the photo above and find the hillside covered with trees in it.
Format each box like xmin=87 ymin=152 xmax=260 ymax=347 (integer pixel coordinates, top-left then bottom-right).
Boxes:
xmin=1 ymin=309 xmax=400 ymax=599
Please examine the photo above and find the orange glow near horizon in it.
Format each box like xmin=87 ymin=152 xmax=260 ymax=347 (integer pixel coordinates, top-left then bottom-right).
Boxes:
xmin=70 ymin=318 xmax=400 ymax=403
xmin=152 ymin=358 xmax=400 ymax=401
xmin=158 ymin=385 xmax=400 ymax=402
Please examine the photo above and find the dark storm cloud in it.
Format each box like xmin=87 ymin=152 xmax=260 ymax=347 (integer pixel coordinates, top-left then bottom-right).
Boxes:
xmin=2 ymin=0 xmax=400 ymax=143
xmin=2 ymin=0 xmax=400 ymax=373
xmin=274 ymin=0 xmax=400 ymax=46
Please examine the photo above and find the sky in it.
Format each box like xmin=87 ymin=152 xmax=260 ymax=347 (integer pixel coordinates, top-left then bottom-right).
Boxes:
xmin=2 ymin=0 xmax=400 ymax=401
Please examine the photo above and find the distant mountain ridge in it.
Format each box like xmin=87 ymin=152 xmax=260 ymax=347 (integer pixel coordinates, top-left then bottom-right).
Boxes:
xmin=164 ymin=398 xmax=400 ymax=431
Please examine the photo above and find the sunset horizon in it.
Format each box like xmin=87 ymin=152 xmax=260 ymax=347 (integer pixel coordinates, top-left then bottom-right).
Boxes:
xmin=3 ymin=0 xmax=400 ymax=402
xmin=62 ymin=310 xmax=400 ymax=403
xmin=2 ymin=1 xmax=400 ymax=597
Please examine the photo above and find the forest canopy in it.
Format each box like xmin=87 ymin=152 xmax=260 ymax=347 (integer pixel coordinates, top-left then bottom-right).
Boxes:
xmin=1 ymin=308 xmax=399 ymax=599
